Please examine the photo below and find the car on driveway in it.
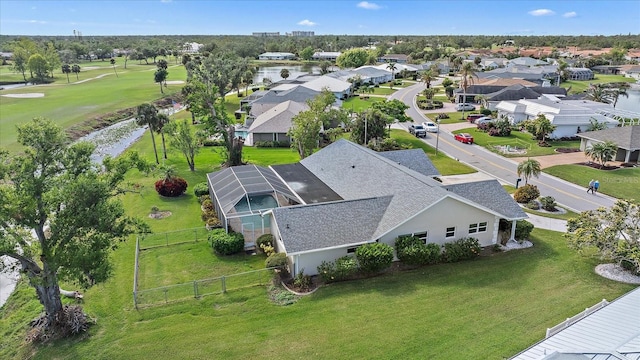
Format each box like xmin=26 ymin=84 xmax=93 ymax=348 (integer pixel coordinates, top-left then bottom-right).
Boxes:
xmin=409 ymin=124 xmax=427 ymax=138
xmin=455 ymin=103 xmax=475 ymax=111
xmin=454 ymin=133 xmax=474 ymax=144
xmin=466 ymin=114 xmax=484 ymax=123
xmin=474 ymin=117 xmax=494 ymax=125
xmin=422 ymin=121 xmax=438 ymax=133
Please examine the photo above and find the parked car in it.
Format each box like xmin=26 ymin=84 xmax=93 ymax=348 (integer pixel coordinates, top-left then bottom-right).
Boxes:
xmin=466 ymin=114 xmax=484 ymax=123
xmin=474 ymin=117 xmax=494 ymax=125
xmin=454 ymin=133 xmax=474 ymax=144
xmin=409 ymin=124 xmax=427 ymax=138
xmin=422 ymin=121 xmax=438 ymax=133
xmin=455 ymin=103 xmax=475 ymax=111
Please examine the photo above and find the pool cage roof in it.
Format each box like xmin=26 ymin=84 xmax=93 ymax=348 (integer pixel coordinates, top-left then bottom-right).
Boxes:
xmin=207 ymin=165 xmax=299 ymax=217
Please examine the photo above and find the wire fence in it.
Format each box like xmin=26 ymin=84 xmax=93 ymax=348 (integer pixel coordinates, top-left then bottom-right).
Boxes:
xmin=138 ymin=227 xmax=209 ymax=250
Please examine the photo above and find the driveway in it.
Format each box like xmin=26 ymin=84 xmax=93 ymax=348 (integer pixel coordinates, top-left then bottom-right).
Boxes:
xmin=391 ymin=82 xmax=617 ymax=213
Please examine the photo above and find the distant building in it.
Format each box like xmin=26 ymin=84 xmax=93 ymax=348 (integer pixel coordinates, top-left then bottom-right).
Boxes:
xmin=182 ymin=42 xmax=203 ymax=54
xmin=565 ymin=67 xmax=594 ymax=81
xmin=379 ymin=54 xmax=410 ymax=64
xmin=289 ymin=31 xmax=314 ymax=37
xmin=252 ymin=32 xmax=280 ymax=37
xmin=312 ymin=52 xmax=341 ymax=62
xmin=258 ymin=52 xmax=296 ymax=60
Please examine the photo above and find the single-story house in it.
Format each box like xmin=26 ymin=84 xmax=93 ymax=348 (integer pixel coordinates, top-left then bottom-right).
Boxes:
xmin=353 ymin=66 xmax=394 ymax=84
xmin=247 ymin=86 xmax=320 ymax=118
xmin=300 ymin=75 xmax=352 ymax=99
xmin=620 ymin=65 xmax=640 ymax=80
xmin=312 ymin=52 xmax=341 ymax=61
xmin=566 ymin=67 xmax=594 ymax=81
xmin=577 ymin=125 xmax=640 ymax=163
xmin=245 ymin=100 xmax=309 ymax=146
xmin=379 ymin=54 xmax=410 ymax=64
xmin=507 ymin=57 xmax=548 ymax=67
xmin=207 ymin=140 xmax=527 ymax=276
xmin=258 ymin=52 xmax=296 ymax=60
xmin=495 ymin=96 xmax=619 ymax=138
xmin=511 ymin=287 xmax=640 ymax=359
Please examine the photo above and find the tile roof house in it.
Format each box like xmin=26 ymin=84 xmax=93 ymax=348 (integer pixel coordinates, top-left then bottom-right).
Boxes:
xmin=207 ymin=140 xmax=527 ymax=276
xmin=511 ymin=286 xmax=640 ymax=360
xmin=577 ymin=125 xmax=640 ymax=163
xmin=245 ymin=100 xmax=309 ymax=146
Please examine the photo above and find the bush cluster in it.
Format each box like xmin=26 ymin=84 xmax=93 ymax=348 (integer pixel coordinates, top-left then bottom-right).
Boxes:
xmin=256 ymin=233 xmax=274 ymax=248
xmin=366 ymin=138 xmax=409 ymax=151
xmin=201 ymin=138 xmax=225 ymax=147
xmin=539 ymin=196 xmax=557 ymax=211
xmin=193 ymin=182 xmax=210 ymax=197
xmin=480 ymin=108 xmax=492 ymax=116
xmin=355 ymin=242 xmax=394 ymax=273
xmin=416 ymin=99 xmax=444 ymax=110
xmin=436 ymin=113 xmax=449 ymax=119
xmin=155 ymin=177 xmax=188 ymax=197
xmin=209 ymin=229 xmax=244 ymax=255
xmin=265 ymin=252 xmax=287 ymax=268
xmin=395 ymin=235 xmax=440 ymax=266
xmin=293 ymin=270 xmax=312 ymax=291
xmin=200 ymin=198 xmax=221 ymax=228
xmin=255 ymin=140 xmax=289 ymax=148
xmin=441 ymin=237 xmax=481 ymax=263
xmin=317 ymin=256 xmax=359 ymax=283
xmin=515 ymin=220 xmax=534 ymax=240
xmin=513 ymin=184 xmax=540 ymax=203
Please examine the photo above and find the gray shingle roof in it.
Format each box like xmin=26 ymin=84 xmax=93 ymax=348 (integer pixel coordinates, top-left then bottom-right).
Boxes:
xmin=486 ymin=84 xmax=542 ymax=101
xmin=248 ymin=100 xmax=308 ymax=134
xmin=300 ymin=140 xmax=449 ymax=239
xmin=377 ymin=149 xmax=440 ymax=177
xmin=249 ymin=86 xmax=319 ymax=116
xmin=272 ymin=196 xmax=392 ymax=254
xmin=511 ymin=287 xmax=640 ymax=359
xmin=577 ymin=125 xmax=640 ymax=150
xmin=443 ymin=180 xmax=527 ymax=220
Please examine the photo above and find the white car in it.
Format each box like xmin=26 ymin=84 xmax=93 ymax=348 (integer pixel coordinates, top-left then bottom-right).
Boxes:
xmin=474 ymin=117 xmax=494 ymax=125
xmin=422 ymin=121 xmax=438 ymax=133
xmin=455 ymin=103 xmax=475 ymax=111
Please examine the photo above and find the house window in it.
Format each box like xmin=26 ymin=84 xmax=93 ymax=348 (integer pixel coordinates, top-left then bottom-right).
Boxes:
xmin=468 ymin=222 xmax=488 ymax=234
xmin=347 ymin=246 xmax=359 ymax=254
xmin=413 ymin=231 xmax=428 ymax=243
xmin=446 ymin=227 xmax=455 ymax=238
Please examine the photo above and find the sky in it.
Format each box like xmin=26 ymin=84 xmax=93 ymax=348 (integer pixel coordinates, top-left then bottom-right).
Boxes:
xmin=0 ymin=0 xmax=639 ymax=37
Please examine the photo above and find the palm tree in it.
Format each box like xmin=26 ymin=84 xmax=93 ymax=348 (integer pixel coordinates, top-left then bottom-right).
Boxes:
xmin=61 ymin=64 xmax=71 ymax=83
xmin=517 ymin=158 xmax=541 ymax=185
xmin=609 ymin=82 xmax=630 ymax=108
xmin=386 ymin=62 xmax=398 ymax=82
xmin=110 ymin=58 xmax=118 ymax=78
xmin=136 ymin=103 xmax=160 ymax=164
xmin=585 ymin=141 xmax=617 ymax=168
xmin=71 ymin=64 xmax=81 ymax=80
xmin=460 ymin=62 xmax=478 ymax=118
xmin=243 ymin=69 xmax=255 ymax=96
xmin=585 ymin=84 xmax=613 ymax=104
xmin=420 ymin=69 xmax=435 ymax=89
xmin=280 ymin=68 xmax=290 ymax=80
xmin=154 ymin=68 xmax=168 ymax=94
xmin=156 ymin=113 xmax=170 ymax=160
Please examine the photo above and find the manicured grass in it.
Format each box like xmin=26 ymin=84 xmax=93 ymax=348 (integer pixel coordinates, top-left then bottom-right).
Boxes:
xmin=523 ymin=206 xmax=580 ymax=221
xmin=372 ymin=86 xmax=398 ymax=95
xmin=452 ymin=128 xmax=580 ymax=157
xmin=0 ymin=62 xmax=187 ymax=153
xmin=342 ymin=96 xmax=385 ymax=112
xmin=2 ymin=229 xmax=633 ymax=359
xmin=544 ymin=164 xmax=640 ymax=202
xmin=562 ymin=74 xmax=635 ymax=95
xmin=390 ymin=129 xmax=476 ymax=175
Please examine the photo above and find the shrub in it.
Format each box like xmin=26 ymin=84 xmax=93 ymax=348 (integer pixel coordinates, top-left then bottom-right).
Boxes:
xmin=198 ymin=195 xmax=210 ymax=204
xmin=206 ymin=217 xmax=221 ymax=229
xmin=200 ymin=209 xmax=217 ymax=222
xmin=260 ymin=243 xmax=275 ymax=256
xmin=317 ymin=256 xmax=358 ymax=283
xmin=201 ymin=198 xmax=214 ymax=211
xmin=255 ymin=140 xmax=289 ymax=148
xmin=525 ymin=200 xmax=540 ymax=210
xmin=257 ymin=233 xmax=274 ymax=249
xmin=193 ymin=182 xmax=210 ymax=197
xmin=441 ymin=237 xmax=481 ymax=263
xmin=293 ymin=270 xmax=312 ymax=291
xmin=480 ymin=108 xmax=492 ymax=116
xmin=515 ymin=220 xmax=534 ymax=240
xmin=367 ymin=138 xmax=409 ymax=151
xmin=513 ymin=184 xmax=540 ymax=203
xmin=209 ymin=229 xmax=244 ymax=255
xmin=265 ymin=252 xmax=287 ymax=268
xmin=201 ymin=138 xmax=225 ymax=147
xmin=540 ymin=196 xmax=557 ymax=211
xmin=355 ymin=242 xmax=394 ymax=273
xmin=395 ymin=235 xmax=440 ymax=265
xmin=155 ymin=177 xmax=188 ymax=197
xmin=437 ymin=113 xmax=449 ymax=119
xmin=491 ymin=119 xmax=512 ymax=137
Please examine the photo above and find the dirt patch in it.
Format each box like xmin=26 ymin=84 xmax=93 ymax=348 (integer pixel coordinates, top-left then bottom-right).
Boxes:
xmin=165 ymin=80 xmax=185 ymax=85
xmin=148 ymin=211 xmax=172 ymax=219
xmin=1 ymin=93 xmax=45 ymax=98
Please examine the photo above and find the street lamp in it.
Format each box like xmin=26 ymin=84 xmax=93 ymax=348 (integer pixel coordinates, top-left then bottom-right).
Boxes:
xmin=435 ymin=119 xmax=441 ymax=155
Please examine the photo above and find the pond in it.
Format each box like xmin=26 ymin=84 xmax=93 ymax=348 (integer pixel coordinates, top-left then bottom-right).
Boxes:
xmin=253 ymin=64 xmax=336 ymax=84
xmin=615 ymin=88 xmax=640 ymax=113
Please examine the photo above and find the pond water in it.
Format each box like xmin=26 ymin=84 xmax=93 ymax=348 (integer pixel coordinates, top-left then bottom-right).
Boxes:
xmin=253 ymin=64 xmax=332 ymax=84
xmin=615 ymin=88 xmax=640 ymax=113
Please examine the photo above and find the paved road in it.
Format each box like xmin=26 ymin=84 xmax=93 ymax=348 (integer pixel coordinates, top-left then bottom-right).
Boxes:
xmin=390 ymin=83 xmax=618 ymax=213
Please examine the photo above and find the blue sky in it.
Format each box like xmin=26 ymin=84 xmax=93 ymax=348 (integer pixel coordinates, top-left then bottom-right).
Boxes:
xmin=1 ymin=0 xmax=639 ymax=36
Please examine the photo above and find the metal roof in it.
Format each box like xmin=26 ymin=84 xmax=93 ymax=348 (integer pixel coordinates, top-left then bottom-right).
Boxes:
xmin=207 ymin=165 xmax=298 ymax=215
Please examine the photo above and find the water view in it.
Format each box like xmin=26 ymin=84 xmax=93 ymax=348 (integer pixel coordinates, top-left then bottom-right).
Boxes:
xmin=615 ymin=88 xmax=640 ymax=113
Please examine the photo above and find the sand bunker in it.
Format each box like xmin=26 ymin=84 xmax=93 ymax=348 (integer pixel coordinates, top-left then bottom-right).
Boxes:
xmin=165 ymin=80 xmax=185 ymax=85
xmin=2 ymin=93 xmax=45 ymax=98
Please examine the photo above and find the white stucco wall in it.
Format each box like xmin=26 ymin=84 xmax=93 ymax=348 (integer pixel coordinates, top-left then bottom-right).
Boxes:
xmin=295 ymin=248 xmax=357 ymax=276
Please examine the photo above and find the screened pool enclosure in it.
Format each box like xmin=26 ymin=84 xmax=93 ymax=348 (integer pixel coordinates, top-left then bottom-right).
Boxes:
xmin=207 ymin=165 xmax=300 ymax=243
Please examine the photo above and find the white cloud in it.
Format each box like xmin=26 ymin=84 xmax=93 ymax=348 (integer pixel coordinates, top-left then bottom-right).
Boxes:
xmin=357 ymin=1 xmax=381 ymax=10
xmin=28 ymin=20 xmax=47 ymax=24
xmin=160 ymin=0 xmax=172 ymax=3
xmin=528 ymin=9 xmax=555 ymax=16
xmin=297 ymin=19 xmax=316 ymax=26
xmin=563 ymin=11 xmax=577 ymax=18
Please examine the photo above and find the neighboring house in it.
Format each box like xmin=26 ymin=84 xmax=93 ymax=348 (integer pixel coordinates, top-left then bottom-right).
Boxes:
xmin=247 ymin=86 xmax=320 ymax=118
xmin=495 ymin=96 xmax=619 ymax=138
xmin=353 ymin=66 xmax=394 ymax=84
xmin=300 ymin=75 xmax=353 ymax=99
xmin=312 ymin=52 xmax=341 ymax=61
xmin=620 ymin=65 xmax=640 ymax=80
xmin=565 ymin=67 xmax=594 ymax=80
xmin=507 ymin=57 xmax=549 ymax=67
xmin=379 ymin=54 xmax=410 ymax=63
xmin=590 ymin=65 xmax=622 ymax=75
xmin=479 ymin=84 xmax=568 ymax=110
xmin=577 ymin=125 xmax=640 ymax=163
xmin=511 ymin=287 xmax=640 ymax=359
xmin=477 ymin=65 xmax=558 ymax=85
xmin=258 ymin=52 xmax=296 ymax=60
xmin=245 ymin=100 xmax=309 ymax=146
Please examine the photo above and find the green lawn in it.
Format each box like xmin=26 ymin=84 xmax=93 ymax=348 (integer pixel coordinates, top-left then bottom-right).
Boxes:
xmin=544 ymin=164 xmax=640 ymax=202
xmin=2 ymin=228 xmax=633 ymax=359
xmin=372 ymin=86 xmax=398 ymax=95
xmin=452 ymin=128 xmax=581 ymax=157
xmin=561 ymin=74 xmax=635 ymax=95
xmin=0 ymin=62 xmax=187 ymax=153
xmin=342 ymin=96 xmax=386 ymax=112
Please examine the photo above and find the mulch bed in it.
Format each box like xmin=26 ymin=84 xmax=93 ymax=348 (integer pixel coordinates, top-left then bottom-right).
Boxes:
xmin=580 ymin=162 xmax=620 ymax=171
xmin=555 ymin=148 xmax=581 ymax=153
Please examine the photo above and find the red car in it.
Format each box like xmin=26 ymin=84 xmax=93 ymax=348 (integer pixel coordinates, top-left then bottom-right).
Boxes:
xmin=454 ymin=133 xmax=474 ymax=144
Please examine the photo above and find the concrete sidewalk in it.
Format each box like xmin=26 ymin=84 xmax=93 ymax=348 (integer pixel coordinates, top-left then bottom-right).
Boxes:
xmin=525 ymin=213 xmax=568 ymax=232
